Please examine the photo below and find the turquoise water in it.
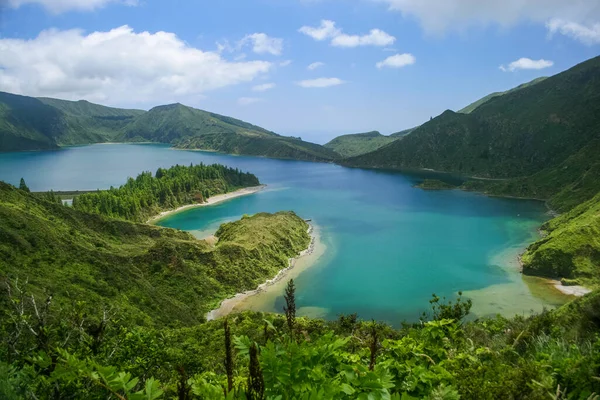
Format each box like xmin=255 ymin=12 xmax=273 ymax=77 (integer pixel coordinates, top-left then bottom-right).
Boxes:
xmin=0 ymin=144 xmax=567 ymax=324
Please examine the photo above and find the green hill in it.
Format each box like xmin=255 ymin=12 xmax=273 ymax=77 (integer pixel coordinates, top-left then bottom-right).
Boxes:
xmin=0 ymin=180 xmax=309 ymax=327
xmin=0 ymin=92 xmax=65 ymax=151
xmin=121 ymin=103 xmax=336 ymax=161
xmin=324 ymin=131 xmax=397 ymax=158
xmin=521 ymin=191 xmax=600 ymax=287
xmin=345 ymin=56 xmax=600 ymax=199
xmin=0 ymin=92 xmax=146 ymax=151
xmin=457 ymin=76 xmax=547 ymax=114
xmin=0 ymin=93 xmax=336 ymax=162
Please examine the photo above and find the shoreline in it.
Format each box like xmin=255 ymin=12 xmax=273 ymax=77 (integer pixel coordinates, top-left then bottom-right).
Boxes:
xmin=550 ymin=280 xmax=592 ymax=297
xmin=146 ymin=185 xmax=266 ymax=224
xmin=206 ymin=222 xmax=318 ymax=321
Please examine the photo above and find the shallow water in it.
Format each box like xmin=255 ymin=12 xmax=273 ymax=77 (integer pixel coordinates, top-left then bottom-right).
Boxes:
xmin=0 ymin=143 xmax=569 ymax=325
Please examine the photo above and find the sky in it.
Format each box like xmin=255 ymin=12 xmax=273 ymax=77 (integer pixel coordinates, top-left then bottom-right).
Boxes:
xmin=1 ymin=0 xmax=599 ymax=143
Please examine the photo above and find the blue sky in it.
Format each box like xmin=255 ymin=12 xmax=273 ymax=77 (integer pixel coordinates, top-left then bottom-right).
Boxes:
xmin=1 ymin=0 xmax=599 ymax=143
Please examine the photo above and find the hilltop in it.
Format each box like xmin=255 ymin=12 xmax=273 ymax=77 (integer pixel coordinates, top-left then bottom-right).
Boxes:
xmin=324 ymin=130 xmax=397 ymax=158
xmin=457 ymin=76 xmax=548 ymax=114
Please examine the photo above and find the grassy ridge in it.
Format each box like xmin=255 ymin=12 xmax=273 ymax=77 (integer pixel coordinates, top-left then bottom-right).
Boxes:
xmin=521 ymin=192 xmax=600 ymax=287
xmin=175 ymin=132 xmax=337 ymax=162
xmin=324 ymin=131 xmax=397 ymax=158
xmin=0 ymin=181 xmax=309 ymax=327
xmin=0 ymin=93 xmax=336 ymax=161
xmin=457 ymin=76 xmax=547 ymax=114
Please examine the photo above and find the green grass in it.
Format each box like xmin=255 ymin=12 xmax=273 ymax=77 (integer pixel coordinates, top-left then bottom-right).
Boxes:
xmin=457 ymin=76 xmax=547 ymax=114
xmin=324 ymin=131 xmax=397 ymax=158
xmin=521 ymin=192 xmax=600 ymax=286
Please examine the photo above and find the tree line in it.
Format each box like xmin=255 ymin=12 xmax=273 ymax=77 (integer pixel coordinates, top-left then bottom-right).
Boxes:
xmin=71 ymin=164 xmax=259 ymax=222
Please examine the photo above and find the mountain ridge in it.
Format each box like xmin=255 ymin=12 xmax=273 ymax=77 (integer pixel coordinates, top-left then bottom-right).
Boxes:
xmin=0 ymin=92 xmax=337 ymax=162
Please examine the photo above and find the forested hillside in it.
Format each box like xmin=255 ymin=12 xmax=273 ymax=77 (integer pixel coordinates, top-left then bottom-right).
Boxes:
xmin=0 ymin=181 xmax=309 ymax=327
xmin=346 ymin=56 xmax=600 ymax=190
xmin=73 ymin=163 xmax=260 ymax=222
xmin=0 ymin=92 xmax=144 ymax=151
xmin=324 ymin=131 xmax=396 ymax=158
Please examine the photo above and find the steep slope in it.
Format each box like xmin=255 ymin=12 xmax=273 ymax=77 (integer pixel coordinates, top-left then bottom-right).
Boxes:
xmin=324 ymin=131 xmax=396 ymax=158
xmin=0 ymin=92 xmax=64 ymax=151
xmin=346 ymin=56 xmax=600 ymax=189
xmin=390 ymin=126 xmax=417 ymax=137
xmin=37 ymin=97 xmax=144 ymax=144
xmin=120 ymin=103 xmax=336 ymax=161
xmin=521 ymin=191 xmax=600 ymax=287
xmin=463 ymin=139 xmax=600 ymax=212
xmin=457 ymin=76 xmax=548 ymax=114
xmin=0 ymin=92 xmax=146 ymax=151
xmin=0 ymin=181 xmax=309 ymax=327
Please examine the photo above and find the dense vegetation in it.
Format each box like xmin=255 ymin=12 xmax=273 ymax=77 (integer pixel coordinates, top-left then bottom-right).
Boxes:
xmin=521 ymin=191 xmax=600 ymax=287
xmin=415 ymin=179 xmax=457 ymax=190
xmin=72 ymin=164 xmax=259 ymax=222
xmin=2 ymin=166 xmax=600 ymax=398
xmin=0 ymin=181 xmax=310 ymax=327
xmin=0 ymin=94 xmax=336 ymax=162
xmin=1 ymin=267 xmax=599 ymax=399
xmin=345 ymin=56 xmax=600 ymax=189
xmin=324 ymin=131 xmax=397 ymax=158
xmin=0 ymin=92 xmax=143 ymax=151
xmin=457 ymin=76 xmax=548 ymax=114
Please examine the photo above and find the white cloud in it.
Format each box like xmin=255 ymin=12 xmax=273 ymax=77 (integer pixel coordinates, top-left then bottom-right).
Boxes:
xmin=331 ymin=29 xmax=396 ymax=47
xmin=546 ymin=19 xmax=600 ymax=45
xmin=299 ymin=20 xmax=341 ymax=41
xmin=240 ymin=33 xmax=283 ymax=55
xmin=279 ymin=60 xmax=292 ymax=67
xmin=307 ymin=61 xmax=324 ymax=70
xmin=0 ymin=26 xmax=272 ymax=104
xmin=252 ymin=83 xmax=276 ymax=92
xmin=299 ymin=20 xmax=396 ymax=48
xmin=238 ymin=97 xmax=263 ymax=105
xmin=296 ymin=77 xmax=345 ymax=88
xmin=7 ymin=0 xmax=136 ymax=13
xmin=374 ymin=0 xmax=600 ymax=35
xmin=499 ymin=58 xmax=554 ymax=72
xmin=376 ymin=53 xmax=416 ymax=69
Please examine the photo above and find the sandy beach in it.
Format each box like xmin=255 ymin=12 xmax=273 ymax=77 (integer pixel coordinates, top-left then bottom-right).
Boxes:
xmin=146 ymin=185 xmax=266 ymax=224
xmin=552 ymin=281 xmax=592 ymax=297
xmin=206 ymin=222 xmax=322 ymax=321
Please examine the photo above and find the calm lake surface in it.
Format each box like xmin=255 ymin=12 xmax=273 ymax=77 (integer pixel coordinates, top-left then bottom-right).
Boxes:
xmin=0 ymin=143 xmax=569 ymax=324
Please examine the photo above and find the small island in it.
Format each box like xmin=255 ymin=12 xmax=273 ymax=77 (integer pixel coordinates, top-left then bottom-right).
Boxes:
xmin=414 ymin=179 xmax=457 ymax=190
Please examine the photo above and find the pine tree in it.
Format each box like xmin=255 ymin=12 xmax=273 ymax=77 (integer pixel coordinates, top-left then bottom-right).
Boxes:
xmin=19 ymin=178 xmax=30 ymax=192
xmin=283 ymin=279 xmax=296 ymax=334
xmin=246 ymin=343 xmax=264 ymax=400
